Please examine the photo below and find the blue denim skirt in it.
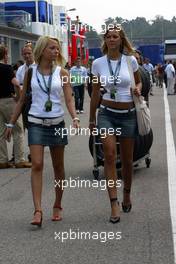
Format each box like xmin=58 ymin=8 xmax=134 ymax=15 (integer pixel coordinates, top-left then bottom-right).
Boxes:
xmin=28 ymin=120 xmax=68 ymax=146
xmin=97 ymin=107 xmax=138 ymax=138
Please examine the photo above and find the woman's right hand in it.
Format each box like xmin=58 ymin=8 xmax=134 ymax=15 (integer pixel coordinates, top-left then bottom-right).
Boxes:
xmin=5 ymin=128 xmax=13 ymax=142
xmin=89 ymin=122 xmax=96 ymax=133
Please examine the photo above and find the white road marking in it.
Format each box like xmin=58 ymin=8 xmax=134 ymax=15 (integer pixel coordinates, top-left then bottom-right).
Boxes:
xmin=164 ymin=87 xmax=176 ymax=263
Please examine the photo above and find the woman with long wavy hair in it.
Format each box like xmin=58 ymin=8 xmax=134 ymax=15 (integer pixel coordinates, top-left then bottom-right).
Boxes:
xmin=89 ymin=26 xmax=142 ymax=223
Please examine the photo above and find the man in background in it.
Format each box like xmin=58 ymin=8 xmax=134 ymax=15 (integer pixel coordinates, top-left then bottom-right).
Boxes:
xmin=0 ymin=45 xmax=31 ymax=168
xmin=16 ymin=43 xmax=35 ymax=162
xmin=165 ymin=60 xmax=175 ymax=95
xmin=143 ymin=58 xmax=154 ymax=95
xmin=16 ymin=43 xmax=34 ymax=87
xmin=70 ymin=57 xmax=87 ymax=114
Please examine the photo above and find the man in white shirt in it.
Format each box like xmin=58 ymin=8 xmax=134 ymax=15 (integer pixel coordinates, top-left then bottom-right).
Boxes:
xmin=16 ymin=43 xmax=35 ymax=162
xmin=165 ymin=60 xmax=175 ymax=95
xmin=16 ymin=43 xmax=35 ymax=87
xmin=70 ymin=57 xmax=87 ymax=114
xmin=143 ymin=58 xmax=154 ymax=95
xmin=16 ymin=43 xmax=35 ymax=128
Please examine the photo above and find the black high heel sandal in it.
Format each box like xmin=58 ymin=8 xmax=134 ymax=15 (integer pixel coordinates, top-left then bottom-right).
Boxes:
xmin=122 ymin=188 xmax=132 ymax=213
xmin=52 ymin=206 xmax=63 ymax=221
xmin=109 ymin=198 xmax=120 ymax=224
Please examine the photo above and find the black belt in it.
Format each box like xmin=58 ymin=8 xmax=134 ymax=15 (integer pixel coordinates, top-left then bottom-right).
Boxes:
xmin=0 ymin=95 xmax=13 ymax=99
xmin=100 ymin=104 xmax=136 ymax=113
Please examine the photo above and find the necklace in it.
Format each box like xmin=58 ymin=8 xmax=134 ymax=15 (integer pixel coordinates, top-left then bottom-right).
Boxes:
xmin=107 ymin=55 xmax=122 ymax=85
xmin=107 ymin=55 xmax=122 ymax=100
xmin=36 ymin=66 xmax=53 ymax=112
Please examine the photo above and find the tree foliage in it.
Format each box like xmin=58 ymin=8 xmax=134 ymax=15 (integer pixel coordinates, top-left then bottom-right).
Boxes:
xmin=84 ymin=16 xmax=176 ymax=47
xmin=104 ymin=16 xmax=176 ymax=43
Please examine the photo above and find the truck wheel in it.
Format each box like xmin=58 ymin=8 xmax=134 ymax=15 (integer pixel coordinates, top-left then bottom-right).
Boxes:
xmin=145 ymin=157 xmax=151 ymax=168
xmin=93 ymin=169 xmax=99 ymax=180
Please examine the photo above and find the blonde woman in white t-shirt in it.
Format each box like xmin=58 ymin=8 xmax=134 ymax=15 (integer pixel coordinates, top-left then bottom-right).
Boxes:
xmin=5 ymin=36 xmax=80 ymax=227
xmin=89 ymin=26 xmax=142 ymax=223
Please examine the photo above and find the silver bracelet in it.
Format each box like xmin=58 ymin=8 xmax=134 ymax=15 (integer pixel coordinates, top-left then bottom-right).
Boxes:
xmin=5 ymin=123 xmax=15 ymax=128
xmin=73 ymin=117 xmax=80 ymax=122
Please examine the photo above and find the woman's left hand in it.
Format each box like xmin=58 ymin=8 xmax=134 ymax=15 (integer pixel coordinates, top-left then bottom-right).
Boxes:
xmin=133 ymin=86 xmax=141 ymax=97
xmin=72 ymin=119 xmax=80 ymax=129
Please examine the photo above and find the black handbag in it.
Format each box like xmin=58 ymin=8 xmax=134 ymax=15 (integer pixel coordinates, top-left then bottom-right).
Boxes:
xmin=22 ymin=67 xmax=33 ymax=129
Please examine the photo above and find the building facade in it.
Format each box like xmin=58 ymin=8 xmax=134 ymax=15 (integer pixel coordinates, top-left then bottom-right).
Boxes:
xmin=0 ymin=0 xmax=68 ymax=63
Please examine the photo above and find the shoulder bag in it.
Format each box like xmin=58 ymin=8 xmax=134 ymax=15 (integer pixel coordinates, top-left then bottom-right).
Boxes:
xmin=126 ymin=56 xmax=151 ymax=136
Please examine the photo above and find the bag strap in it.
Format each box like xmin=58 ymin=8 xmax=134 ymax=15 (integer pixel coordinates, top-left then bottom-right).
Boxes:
xmin=26 ymin=67 xmax=33 ymax=94
xmin=126 ymin=55 xmax=136 ymax=90
xmin=126 ymin=55 xmax=142 ymax=105
xmin=126 ymin=56 xmax=146 ymax=108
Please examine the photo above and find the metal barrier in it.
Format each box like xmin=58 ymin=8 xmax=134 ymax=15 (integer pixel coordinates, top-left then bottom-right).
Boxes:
xmin=0 ymin=10 xmax=32 ymax=32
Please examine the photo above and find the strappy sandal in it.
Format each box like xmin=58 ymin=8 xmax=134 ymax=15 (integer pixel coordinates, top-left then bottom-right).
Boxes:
xmin=52 ymin=206 xmax=63 ymax=221
xmin=109 ymin=198 xmax=120 ymax=224
xmin=122 ymin=188 xmax=132 ymax=213
xmin=31 ymin=210 xmax=43 ymax=227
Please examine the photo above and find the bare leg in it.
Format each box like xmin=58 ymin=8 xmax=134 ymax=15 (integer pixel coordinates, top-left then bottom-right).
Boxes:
xmin=50 ymin=146 xmax=65 ymax=220
xmin=30 ymin=145 xmax=44 ymax=223
xmin=119 ymin=138 xmax=134 ymax=206
xmin=101 ymin=135 xmax=120 ymax=219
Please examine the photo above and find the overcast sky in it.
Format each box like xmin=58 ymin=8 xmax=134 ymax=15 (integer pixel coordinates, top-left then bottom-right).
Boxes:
xmin=53 ymin=0 xmax=176 ymax=32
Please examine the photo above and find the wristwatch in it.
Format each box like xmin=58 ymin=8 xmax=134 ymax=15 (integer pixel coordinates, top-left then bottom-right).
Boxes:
xmin=5 ymin=123 xmax=15 ymax=128
xmin=73 ymin=117 xmax=80 ymax=122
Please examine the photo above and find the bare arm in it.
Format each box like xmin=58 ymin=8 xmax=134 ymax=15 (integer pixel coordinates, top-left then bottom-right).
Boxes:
xmin=89 ymin=75 xmax=101 ymax=124
xmin=11 ymin=77 xmax=21 ymax=101
xmin=9 ymin=71 xmax=28 ymax=124
xmin=5 ymin=71 xmax=29 ymax=141
xmin=84 ymin=68 xmax=88 ymax=89
xmin=134 ymin=70 xmax=142 ymax=96
xmin=60 ymin=68 xmax=78 ymax=124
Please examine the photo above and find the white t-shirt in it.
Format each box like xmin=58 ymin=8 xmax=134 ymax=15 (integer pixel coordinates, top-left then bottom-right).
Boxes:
xmin=92 ymin=54 xmax=138 ymax=102
xmin=165 ymin=63 xmax=175 ymax=79
xmin=16 ymin=63 xmax=35 ymax=86
xmin=143 ymin=63 xmax=154 ymax=74
xmin=70 ymin=66 xmax=87 ymax=87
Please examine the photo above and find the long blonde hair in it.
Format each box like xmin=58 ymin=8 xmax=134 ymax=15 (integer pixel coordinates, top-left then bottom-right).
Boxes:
xmin=102 ymin=26 xmax=135 ymax=55
xmin=33 ymin=36 xmax=65 ymax=66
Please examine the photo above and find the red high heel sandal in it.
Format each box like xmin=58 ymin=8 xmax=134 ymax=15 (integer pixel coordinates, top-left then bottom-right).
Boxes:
xmin=31 ymin=210 xmax=43 ymax=227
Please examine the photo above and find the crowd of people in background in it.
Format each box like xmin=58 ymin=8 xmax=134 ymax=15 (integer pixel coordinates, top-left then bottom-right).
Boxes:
xmin=133 ymin=51 xmax=176 ymax=96
xmin=1 ymin=40 xmax=176 ymax=170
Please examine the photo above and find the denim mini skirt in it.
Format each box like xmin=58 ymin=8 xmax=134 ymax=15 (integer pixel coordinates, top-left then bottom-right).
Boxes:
xmin=97 ymin=107 xmax=138 ymax=138
xmin=28 ymin=120 xmax=68 ymax=146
